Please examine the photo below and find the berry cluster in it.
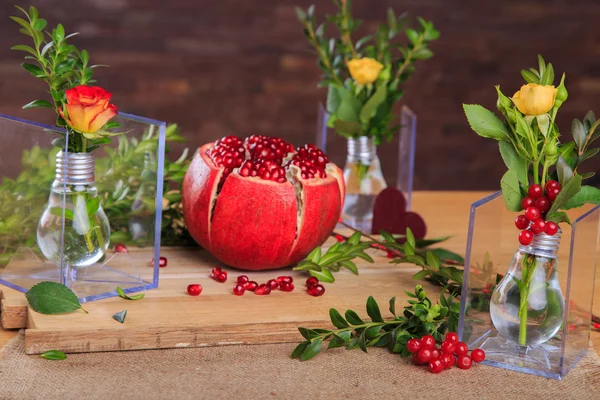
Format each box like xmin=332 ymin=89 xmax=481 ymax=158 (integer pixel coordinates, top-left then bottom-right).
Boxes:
xmin=515 ymin=181 xmax=561 ymax=245
xmin=407 ymin=332 xmax=485 ymax=373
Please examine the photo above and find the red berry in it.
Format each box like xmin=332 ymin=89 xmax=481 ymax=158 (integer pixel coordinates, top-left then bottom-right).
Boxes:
xmin=306 ymin=277 xmax=319 ymax=288
xmin=276 ymin=276 xmax=293 ymax=284
xmin=454 ymin=342 xmax=469 ymax=356
xmin=457 ymin=355 xmax=472 ymax=370
xmin=514 ymin=215 xmax=529 ymax=230
xmin=528 ymin=184 xmax=543 ymax=199
xmin=233 ymin=284 xmax=245 ymax=296
xmin=428 ymin=358 xmax=445 ymax=374
xmin=280 ymin=282 xmax=295 ymax=292
xmin=547 ymin=187 xmax=560 ymax=201
xmin=412 ymin=353 xmax=424 ymax=365
xmin=441 ymin=341 xmax=456 ymax=354
xmin=521 ymin=196 xmax=535 ymax=210
xmin=237 ymin=275 xmax=249 ymax=285
xmin=530 ymin=218 xmax=546 ymax=235
xmin=307 ymin=284 xmax=325 ymax=297
xmin=152 ymin=256 xmax=168 ymax=267
xmin=267 ymin=279 xmax=279 ymax=290
xmin=114 ymin=243 xmax=128 ymax=253
xmin=420 ymin=335 xmax=436 ymax=350
xmin=525 ymin=206 xmax=541 ymax=221
xmin=187 ymin=284 xmax=202 ymax=296
xmin=545 ymin=221 xmax=559 ymax=236
xmin=416 ymin=348 xmax=432 ymax=364
xmin=245 ymin=281 xmax=258 ymax=291
xmin=440 ymin=353 xmax=456 ymax=369
xmin=534 ymin=197 xmax=551 ymax=213
xmin=519 ymin=230 xmax=534 ymax=246
xmin=545 ymin=180 xmax=560 ymax=192
xmin=445 ymin=332 xmax=459 ymax=343
xmin=254 ymin=284 xmax=271 ymax=295
xmin=407 ymin=338 xmax=421 ymax=353
xmin=471 ymin=348 xmax=486 ymax=362
xmin=214 ymin=271 xmax=227 ymax=283
xmin=431 ymin=348 xmax=441 ymax=360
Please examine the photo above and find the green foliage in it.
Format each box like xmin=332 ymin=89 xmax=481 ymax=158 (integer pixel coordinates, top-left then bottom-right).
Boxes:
xmin=40 ymin=350 xmax=67 ymax=360
xmin=296 ymin=2 xmax=439 ymax=143
xmin=116 ymin=287 xmax=145 ymax=300
xmin=25 ymin=281 xmax=87 ymax=315
xmin=291 ymin=285 xmax=459 ymax=361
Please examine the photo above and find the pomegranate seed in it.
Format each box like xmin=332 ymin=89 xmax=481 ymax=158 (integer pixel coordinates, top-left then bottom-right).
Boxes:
xmin=471 ymin=348 xmax=486 ymax=362
xmin=114 ymin=243 xmax=128 ymax=253
xmin=233 ymin=284 xmax=245 ymax=296
xmin=521 ymin=196 xmax=535 ymax=210
xmin=276 ymin=276 xmax=293 ymax=284
xmin=593 ymin=323 xmax=600 ymax=329
xmin=307 ymin=284 xmax=325 ymax=297
xmin=440 ymin=353 xmax=456 ymax=369
xmin=528 ymin=184 xmax=543 ymax=199
xmin=545 ymin=221 xmax=559 ymax=236
xmin=306 ymin=277 xmax=319 ymax=288
xmin=420 ymin=335 xmax=436 ymax=350
xmin=416 ymin=348 xmax=432 ymax=364
xmin=430 ymin=348 xmax=441 ymax=360
xmin=267 ymin=279 xmax=279 ymax=290
xmin=535 ymin=196 xmax=551 ymax=213
xmin=514 ymin=215 xmax=529 ymax=230
xmin=457 ymin=355 xmax=472 ymax=370
xmin=152 ymin=256 xmax=168 ymax=267
xmin=530 ymin=218 xmax=546 ymax=235
xmin=245 ymin=281 xmax=258 ymax=291
xmin=428 ymin=358 xmax=445 ymax=374
xmin=454 ymin=342 xmax=468 ymax=356
xmin=213 ymin=271 xmax=227 ymax=283
xmin=280 ymin=282 xmax=295 ymax=292
xmin=255 ymin=284 xmax=271 ymax=295
xmin=445 ymin=332 xmax=459 ymax=343
xmin=187 ymin=284 xmax=202 ymax=296
xmin=441 ymin=341 xmax=456 ymax=354
xmin=547 ymin=187 xmax=560 ymax=201
xmin=406 ymin=338 xmax=421 ymax=353
xmin=525 ymin=206 xmax=541 ymax=221
xmin=545 ymin=180 xmax=560 ymax=192
xmin=386 ymin=251 xmax=396 ymax=258
xmin=237 ymin=275 xmax=249 ymax=285
xmin=334 ymin=234 xmax=345 ymax=242
xmin=519 ymin=230 xmax=534 ymax=246
xmin=210 ymin=267 xmax=222 ymax=278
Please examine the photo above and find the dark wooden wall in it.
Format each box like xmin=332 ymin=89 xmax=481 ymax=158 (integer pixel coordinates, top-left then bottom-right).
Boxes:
xmin=1 ymin=0 xmax=600 ymax=189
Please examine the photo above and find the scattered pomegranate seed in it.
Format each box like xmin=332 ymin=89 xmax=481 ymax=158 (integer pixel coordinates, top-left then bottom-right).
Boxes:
xmin=428 ymin=358 xmax=445 ymax=374
xmin=255 ymin=284 xmax=271 ymax=295
xmin=307 ymin=284 xmax=325 ymax=297
xmin=152 ymin=256 xmax=168 ymax=267
xmin=237 ymin=275 xmax=249 ymax=285
xmin=114 ymin=243 xmax=128 ymax=253
xmin=334 ymin=234 xmax=345 ymax=242
xmin=233 ymin=284 xmax=245 ymax=296
xmin=213 ymin=271 xmax=227 ymax=283
xmin=454 ymin=342 xmax=468 ymax=356
xmin=457 ymin=355 xmax=472 ymax=370
xmin=407 ymin=338 xmax=421 ymax=353
xmin=245 ymin=281 xmax=258 ymax=291
xmin=386 ymin=251 xmax=396 ymax=259
xmin=210 ymin=267 xmax=222 ymax=278
xmin=306 ymin=277 xmax=319 ymax=288
xmin=471 ymin=348 xmax=486 ymax=363
xmin=187 ymin=284 xmax=202 ymax=296
xmin=276 ymin=276 xmax=293 ymax=284
xmin=280 ymin=282 xmax=295 ymax=292
xmin=420 ymin=335 xmax=436 ymax=350
xmin=267 ymin=279 xmax=279 ymax=290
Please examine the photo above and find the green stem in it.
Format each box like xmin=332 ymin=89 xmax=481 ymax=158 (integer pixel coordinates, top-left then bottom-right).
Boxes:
xmin=310 ymin=320 xmax=404 ymax=342
xmin=533 ymin=162 xmax=540 ymax=185
xmin=541 ymin=160 xmax=549 ymax=188
xmin=518 ymin=255 xmax=538 ymax=346
xmin=81 ymin=137 xmax=87 ymax=153
xmin=394 ymin=35 xmax=424 ymax=82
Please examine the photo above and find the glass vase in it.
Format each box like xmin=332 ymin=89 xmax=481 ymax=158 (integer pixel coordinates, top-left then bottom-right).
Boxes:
xmin=341 ymin=137 xmax=387 ymax=231
xmin=36 ymin=151 xmax=110 ymax=277
xmin=490 ymin=230 xmax=564 ymax=347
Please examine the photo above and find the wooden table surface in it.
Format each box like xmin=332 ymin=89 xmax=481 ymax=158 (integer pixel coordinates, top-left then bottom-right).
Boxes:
xmin=1 ymin=191 xmax=598 ymax=352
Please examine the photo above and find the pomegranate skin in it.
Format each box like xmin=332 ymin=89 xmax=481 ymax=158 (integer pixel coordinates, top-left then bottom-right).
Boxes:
xmin=182 ymin=139 xmax=344 ymax=271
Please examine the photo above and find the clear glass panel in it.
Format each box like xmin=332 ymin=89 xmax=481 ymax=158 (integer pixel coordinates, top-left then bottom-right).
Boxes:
xmin=459 ymin=191 xmax=599 ymax=379
xmin=0 ymin=112 xmax=164 ymax=302
xmin=397 ymin=106 xmax=416 ymax=210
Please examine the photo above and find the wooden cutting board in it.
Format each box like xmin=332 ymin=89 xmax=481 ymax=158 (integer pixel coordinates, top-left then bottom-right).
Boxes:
xmin=0 ymin=192 xmax=482 ymax=354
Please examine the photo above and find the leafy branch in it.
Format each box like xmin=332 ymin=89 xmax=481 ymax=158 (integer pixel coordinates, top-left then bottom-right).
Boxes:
xmin=291 ymin=285 xmax=459 ymax=361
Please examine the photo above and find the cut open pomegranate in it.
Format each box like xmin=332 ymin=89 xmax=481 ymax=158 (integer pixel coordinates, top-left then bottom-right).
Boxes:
xmin=183 ymin=135 xmax=345 ymax=270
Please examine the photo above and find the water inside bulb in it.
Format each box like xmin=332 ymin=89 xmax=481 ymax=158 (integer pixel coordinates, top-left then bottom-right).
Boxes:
xmin=490 ymin=232 xmax=565 ymax=347
xmin=36 ymin=152 xmax=110 ymax=270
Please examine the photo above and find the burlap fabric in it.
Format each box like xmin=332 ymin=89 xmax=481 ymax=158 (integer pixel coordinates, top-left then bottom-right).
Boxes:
xmin=1 ymin=331 xmax=599 ymax=400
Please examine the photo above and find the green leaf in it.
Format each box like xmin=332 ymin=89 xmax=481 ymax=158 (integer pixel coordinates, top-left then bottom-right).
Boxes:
xmin=294 ymin=7 xmax=306 ymax=22
xmin=354 ymin=252 xmax=374 ymax=263
xmin=366 ymin=296 xmax=384 ymax=322
xmin=335 ymin=87 xmax=363 ymax=122
xmin=40 ymin=350 xmax=67 ymax=360
xmin=116 ymin=287 xmax=145 ymax=301
xmin=499 ymin=144 xmax=526 ymax=181
xmin=294 ymin=261 xmax=322 ymax=272
xmin=10 ymin=44 xmax=38 ymax=56
xmin=329 ymin=309 xmax=349 ymax=329
xmin=22 ymin=99 xmax=54 ymax=110
xmin=537 ymin=114 xmax=550 ymax=137
xmin=463 ymin=104 xmax=509 ymax=141
xmin=572 ymin=119 xmax=587 ymax=150
xmin=309 ymin=268 xmax=334 ymax=283
xmin=318 ymin=251 xmax=344 ymax=266
xmin=347 ymin=231 xmax=361 ymax=245
xmin=306 ymin=246 xmax=322 ymax=263
xmin=21 ymin=63 xmax=45 ymax=78
xmin=406 ymin=228 xmax=416 ymax=249
xmin=326 ymin=85 xmax=341 ymax=114
xmin=556 ymin=156 xmax=574 ymax=187
xmin=546 ymin=211 xmax=571 ymax=225
xmin=300 ymin=338 xmax=323 ymax=361
xmin=360 ymin=83 xmax=387 ymax=124
xmin=521 ymin=69 xmax=539 ymax=84
xmin=49 ymin=207 xmax=74 ymax=220
xmin=33 ymin=18 xmax=47 ymax=30
xmin=339 ymin=260 xmax=359 ymax=274
xmin=389 ymin=296 xmax=396 ymax=316
xmin=345 ymin=310 xmax=364 ymax=325
xmin=562 ymin=185 xmax=600 ymax=209
xmin=112 ymin=310 xmax=127 ymax=323
xmin=333 ymin=120 xmax=363 ymax=136
xmin=501 ymin=169 xmax=523 ymax=212
xmin=548 ymin=174 xmax=582 ymax=215
xmin=86 ymin=197 xmax=100 ymax=216
xmin=414 ymin=236 xmax=451 ymax=248
xmin=291 ymin=341 xmax=309 ymax=359
xmin=26 ymin=281 xmax=86 ymax=315
xmin=580 ymin=148 xmax=599 ymax=164
xmin=426 ymin=252 xmax=440 ymax=271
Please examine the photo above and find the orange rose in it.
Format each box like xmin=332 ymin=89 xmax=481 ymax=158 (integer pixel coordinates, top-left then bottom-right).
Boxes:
xmin=61 ymin=85 xmax=118 ymax=136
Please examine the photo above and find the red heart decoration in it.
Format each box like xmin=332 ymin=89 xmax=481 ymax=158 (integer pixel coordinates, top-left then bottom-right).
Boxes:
xmin=371 ymin=188 xmax=427 ymax=241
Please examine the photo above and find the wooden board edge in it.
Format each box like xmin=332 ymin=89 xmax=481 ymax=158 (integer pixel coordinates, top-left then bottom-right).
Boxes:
xmin=0 ymin=289 xmax=29 ymax=330
xmin=24 ymin=319 xmax=329 ymax=355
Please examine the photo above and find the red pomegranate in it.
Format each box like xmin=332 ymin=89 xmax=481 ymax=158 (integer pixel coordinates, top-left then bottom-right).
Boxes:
xmin=182 ymin=135 xmax=345 ymax=270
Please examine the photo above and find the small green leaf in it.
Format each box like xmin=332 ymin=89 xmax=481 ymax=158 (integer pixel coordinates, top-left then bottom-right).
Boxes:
xmin=309 ymin=268 xmax=334 ymax=283
xmin=49 ymin=207 xmax=74 ymax=220
xmin=40 ymin=350 xmax=67 ymax=360
xmin=21 ymin=63 xmax=45 ymax=78
xmin=347 ymin=231 xmax=361 ymax=245
xmin=548 ymin=174 xmax=582 ymax=215
xmin=86 ymin=197 xmax=100 ymax=216
xmin=291 ymin=341 xmax=309 ymax=359
xmin=546 ymin=211 xmax=571 ymax=225
xmin=360 ymin=83 xmax=387 ymax=124
xmin=116 ymin=287 xmax=145 ymax=301
xmin=501 ymin=169 xmax=523 ymax=212
xmin=26 ymin=281 xmax=86 ymax=315
xmin=112 ymin=310 xmax=127 ymax=323
xmin=366 ymin=296 xmax=384 ymax=322
xmin=463 ymin=104 xmax=510 ymax=141
xmin=300 ymin=338 xmax=323 ymax=361
xmin=345 ymin=310 xmax=364 ymax=325
xmin=339 ymin=260 xmax=358 ymax=275
xmin=562 ymin=185 xmax=600 ymax=209
xmin=406 ymin=228 xmax=416 ymax=249
xmin=306 ymin=246 xmax=322 ymax=263
xmin=426 ymin=251 xmax=440 ymax=271
xmin=499 ymin=142 xmax=528 ymax=184
xmin=329 ymin=308 xmax=349 ymax=329
xmin=389 ymin=296 xmax=396 ymax=316
xmin=22 ymin=99 xmax=54 ymax=109
xmin=556 ymin=156 xmax=574 ymax=187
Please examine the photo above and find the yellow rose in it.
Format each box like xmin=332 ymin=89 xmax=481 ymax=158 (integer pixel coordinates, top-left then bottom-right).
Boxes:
xmin=512 ymin=83 xmax=557 ymax=115
xmin=347 ymin=58 xmax=384 ymax=85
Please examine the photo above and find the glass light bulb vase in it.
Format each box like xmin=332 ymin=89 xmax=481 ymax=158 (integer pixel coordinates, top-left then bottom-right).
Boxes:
xmin=0 ymin=112 xmax=166 ymax=303
xmin=458 ymin=191 xmax=600 ymax=380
